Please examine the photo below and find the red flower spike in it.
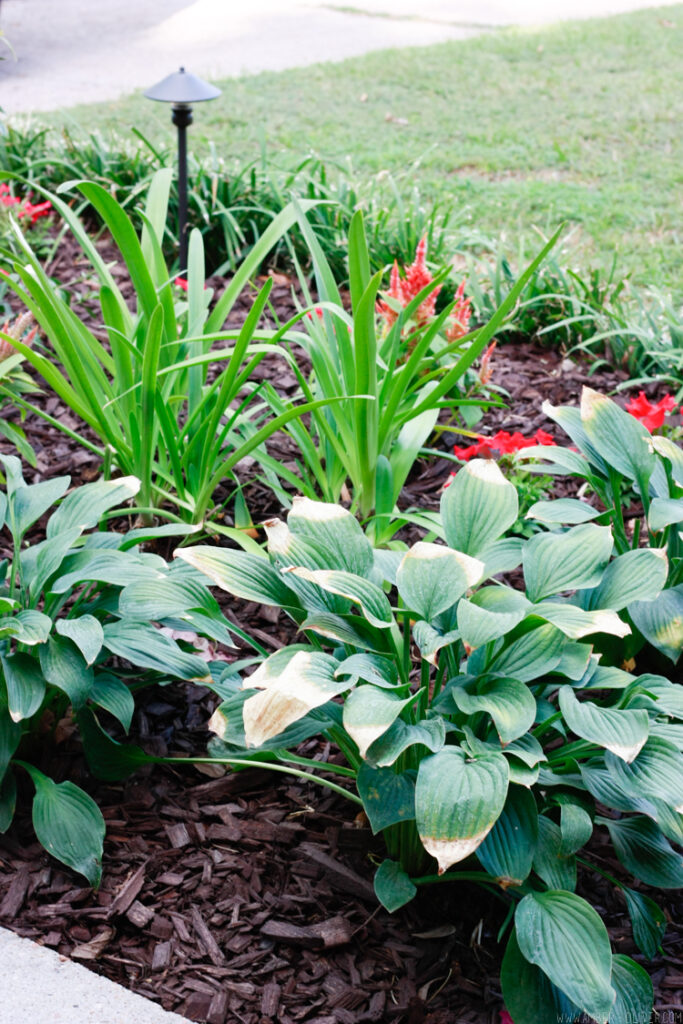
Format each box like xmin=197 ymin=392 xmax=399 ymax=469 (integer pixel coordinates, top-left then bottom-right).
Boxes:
xmin=446 ymin=279 xmax=473 ymax=342
xmin=174 ymin=277 xmax=189 ymax=292
xmin=376 ymin=238 xmax=441 ymax=327
xmin=626 ymin=391 xmax=677 ymax=432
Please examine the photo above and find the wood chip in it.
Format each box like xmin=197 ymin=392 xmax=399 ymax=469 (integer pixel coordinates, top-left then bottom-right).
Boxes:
xmin=260 ymin=915 xmax=352 ymax=950
xmin=190 ymin=905 xmax=226 ymax=965
xmin=151 ymin=940 xmax=172 ymax=971
xmin=107 ymin=863 xmax=146 ymax=918
xmin=297 ymin=843 xmax=375 ymax=901
xmin=125 ymin=900 xmax=155 ymax=928
xmin=0 ymin=866 xmax=30 ymax=917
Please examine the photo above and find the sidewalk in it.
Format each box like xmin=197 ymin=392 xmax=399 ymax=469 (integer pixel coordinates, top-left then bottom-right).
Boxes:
xmin=0 ymin=0 xmax=679 ymax=115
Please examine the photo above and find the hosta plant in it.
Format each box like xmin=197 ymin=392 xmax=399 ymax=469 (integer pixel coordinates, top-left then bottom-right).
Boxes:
xmin=178 ymin=466 xmax=681 ymax=1024
xmin=518 ymin=385 xmax=683 ymax=665
xmin=0 ymin=456 xmax=236 ymax=885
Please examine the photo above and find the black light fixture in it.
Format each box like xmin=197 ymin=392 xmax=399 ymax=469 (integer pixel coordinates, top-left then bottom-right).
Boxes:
xmin=145 ymin=67 xmax=221 ymax=273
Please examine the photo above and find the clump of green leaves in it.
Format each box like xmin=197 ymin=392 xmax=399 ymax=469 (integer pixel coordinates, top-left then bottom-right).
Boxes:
xmin=179 ymin=415 xmax=682 ymax=1023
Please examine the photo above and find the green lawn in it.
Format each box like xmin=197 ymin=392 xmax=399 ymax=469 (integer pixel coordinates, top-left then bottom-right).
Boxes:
xmin=44 ymin=5 xmax=683 ymax=296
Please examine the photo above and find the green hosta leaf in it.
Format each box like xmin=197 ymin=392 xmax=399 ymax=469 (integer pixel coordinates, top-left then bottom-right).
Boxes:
xmin=648 ymin=497 xmax=683 ymax=533
xmin=412 ymin=621 xmax=461 ymax=664
xmin=0 ymin=705 xmax=20 ymax=779
xmin=651 ymin=435 xmax=683 ymax=487
xmin=580 ymin=387 xmax=655 ymax=490
xmin=343 ymin=685 xmax=415 ymax=759
xmin=629 ymin=585 xmax=683 ymax=663
xmin=450 ymin=678 xmax=536 ymax=745
xmin=366 ymin=716 xmax=446 ymax=767
xmin=356 ymin=762 xmax=415 ymax=834
xmin=487 ymin=624 xmax=566 ymax=682
xmin=501 ymin=928 xmax=582 ymax=1024
xmin=457 ymin=591 xmax=529 ymax=648
xmin=283 ymin=568 xmax=393 ymax=628
xmin=22 ymin=764 xmax=105 ymax=887
xmin=102 ymin=621 xmax=211 ymax=682
xmin=76 ymin=707 xmax=150 ymax=781
xmin=580 ymin=762 xmax=648 ymax=815
xmin=20 ymin=528 xmax=81 ymax=600
xmin=609 ymin=955 xmax=653 ymax=1024
xmin=441 ymin=458 xmax=518 ymax=556
xmin=46 ymin=476 xmax=140 ymax=538
xmin=373 ymin=860 xmax=417 ymax=913
xmin=89 ymin=673 xmax=134 ymax=732
xmin=504 ymin=733 xmax=547 ymax=768
xmin=625 ymin=673 xmax=683 ymax=717
xmin=5 ymin=471 xmax=70 ymax=541
xmin=558 ymin=686 xmax=649 ymax=763
xmin=119 ymin=576 xmax=215 ymax=620
xmin=523 ymin=524 xmax=613 ymax=603
xmin=480 ymin=538 xmax=524 ymax=577
xmin=2 ymin=652 xmax=47 ymax=722
xmin=242 ymin=650 xmax=345 ymax=748
xmin=526 ymin=497 xmax=602 ymax=524
xmin=0 ymin=610 xmax=52 ymax=646
xmin=52 ymin=549 xmax=166 ymax=592
xmin=533 ymin=816 xmax=577 ymax=891
xmin=604 ymin=816 xmax=683 ymax=888
xmin=415 ymin=747 xmax=508 ymax=874
xmin=396 ymin=542 xmax=483 ymax=621
xmin=477 ymin=785 xmax=538 ymax=886
xmin=287 ymin=497 xmax=374 ymax=577
xmin=648 ymin=800 xmax=683 ymax=845
xmin=0 ymin=770 xmax=16 ymax=832
xmin=56 ymin=616 xmax=104 ymax=666
xmin=559 ymin=803 xmax=593 ymax=857
xmin=556 ymin=642 xmax=594 ymax=680
xmin=515 ymin=890 xmax=615 ymax=1023
xmin=208 ymin=686 xmax=333 ymax=754
xmin=605 ymin=737 xmax=683 ymax=809
xmin=533 ymin=601 xmax=630 ymax=639
xmin=334 ymin=653 xmax=397 ymax=688
xmin=581 ymin=548 xmax=668 ymax=611
xmin=622 ymin=887 xmax=667 ymax=960
xmin=301 ymin=612 xmax=384 ymax=652
xmin=39 ymin=636 xmax=94 ymax=709
xmin=176 ymin=546 xmax=299 ymax=609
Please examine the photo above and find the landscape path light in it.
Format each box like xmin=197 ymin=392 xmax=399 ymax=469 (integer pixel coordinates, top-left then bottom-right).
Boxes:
xmin=144 ymin=67 xmax=221 ymax=273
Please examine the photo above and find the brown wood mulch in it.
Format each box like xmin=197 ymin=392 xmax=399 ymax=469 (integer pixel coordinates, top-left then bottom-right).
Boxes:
xmin=0 ymin=223 xmax=680 ymax=1023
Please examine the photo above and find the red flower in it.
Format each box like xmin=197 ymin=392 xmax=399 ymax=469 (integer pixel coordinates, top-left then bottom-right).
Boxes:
xmin=174 ymin=276 xmax=189 ymax=292
xmin=452 ymin=428 xmax=556 ymax=463
xmin=377 ymin=237 xmax=442 ymax=327
xmin=306 ymin=307 xmax=324 ymax=320
xmin=21 ymin=199 xmax=52 ymax=225
xmin=446 ymin=279 xmax=473 ymax=342
xmin=625 ymin=391 xmax=677 ymax=432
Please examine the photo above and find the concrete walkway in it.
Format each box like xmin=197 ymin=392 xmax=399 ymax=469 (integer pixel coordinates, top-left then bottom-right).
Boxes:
xmin=0 ymin=926 xmax=190 ymax=1024
xmin=0 ymin=0 xmax=680 ymax=115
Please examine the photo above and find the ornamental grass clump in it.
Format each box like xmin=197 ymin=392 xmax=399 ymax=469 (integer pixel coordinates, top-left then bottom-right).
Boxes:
xmin=176 ymin=405 xmax=683 ymax=1024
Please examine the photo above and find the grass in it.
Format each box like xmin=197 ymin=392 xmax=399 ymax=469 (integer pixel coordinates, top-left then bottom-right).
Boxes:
xmin=26 ymin=5 xmax=683 ymax=296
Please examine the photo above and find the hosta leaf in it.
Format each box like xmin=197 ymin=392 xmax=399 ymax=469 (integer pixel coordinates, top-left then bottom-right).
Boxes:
xmin=300 ymin=612 xmax=385 ymax=651
xmin=39 ymin=636 xmax=94 ymax=709
xmin=526 ymin=497 xmax=602 ymax=524
xmin=52 ymin=549 xmax=166 ymax=592
xmin=533 ymin=601 xmax=630 ymax=639
xmin=559 ymin=803 xmax=593 ymax=857
xmin=102 ymin=621 xmax=211 ymax=681
xmin=651 ymin=435 xmax=683 ymax=487
xmin=580 ymin=762 xmax=649 ymax=815
xmin=176 ymin=546 xmax=299 ymax=609
xmin=242 ymin=650 xmax=345 ymax=748
xmin=648 ymin=496 xmax=683 ymax=533
xmin=450 ymin=678 xmax=536 ymax=745
xmin=366 ymin=716 xmax=446 ymax=767
xmin=532 ymin=816 xmax=577 ymax=891
xmin=581 ymin=548 xmax=668 ymax=611
xmin=609 ymin=955 xmax=653 ymax=1024
xmin=605 ymin=737 xmax=683 ymax=809
xmin=487 ymin=624 xmax=566 ymax=682
xmin=477 ymin=784 xmax=538 ymax=886
xmin=415 ymin=747 xmax=508 ymax=874
xmin=343 ymin=685 xmax=415 ymax=758
xmin=2 ymin=652 xmax=46 ymax=722
xmin=504 ymin=733 xmax=547 ymax=768
xmin=46 ymin=476 xmax=140 ymax=538
xmin=89 ymin=673 xmax=135 ymax=732
xmin=412 ymin=621 xmax=461 ymax=665
xmin=0 ymin=610 xmax=52 ymax=645
xmin=622 ymin=887 xmax=667 ymax=960
xmin=208 ymin=686 xmax=333 ymax=753
xmin=119 ymin=576 xmax=217 ymax=621
xmin=0 ymin=770 xmax=16 ymax=833
xmin=334 ymin=653 xmax=398 ymax=688
xmin=580 ymin=387 xmax=655 ymax=490
xmin=56 ymin=615 xmax=104 ymax=666
xmin=523 ymin=523 xmax=614 ymax=603
xmin=20 ymin=528 xmax=81 ymax=600
xmin=515 ymin=890 xmax=615 ymax=1023
xmin=287 ymin=497 xmax=374 ymax=577
xmin=457 ymin=590 xmax=529 ymax=648
xmin=501 ymin=928 xmax=582 ymax=1024
xmin=373 ymin=860 xmax=417 ymax=913
xmin=283 ymin=567 xmax=393 ymax=628
xmin=22 ymin=764 xmax=105 ymax=887
xmin=357 ymin=762 xmax=415 ymax=834
xmin=0 ymin=705 xmax=20 ymax=779
xmin=76 ymin=707 xmax=150 ymax=781
xmin=558 ymin=686 xmax=649 ymax=763
xmin=441 ymin=458 xmax=518 ymax=556
xmin=604 ymin=816 xmax=683 ymax=888
xmin=555 ymin=642 xmax=594 ymax=680
xmin=480 ymin=538 xmax=524 ymax=577
xmin=628 ymin=585 xmax=683 ymax=663
xmin=625 ymin=673 xmax=683 ymax=717
xmin=396 ymin=542 xmax=483 ymax=621
xmin=5 ymin=472 xmax=70 ymax=541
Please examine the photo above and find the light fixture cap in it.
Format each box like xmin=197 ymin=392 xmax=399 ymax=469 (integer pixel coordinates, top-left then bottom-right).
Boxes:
xmin=144 ymin=67 xmax=221 ymax=104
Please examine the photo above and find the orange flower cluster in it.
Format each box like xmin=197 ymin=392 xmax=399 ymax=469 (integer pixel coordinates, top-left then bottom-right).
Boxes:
xmin=376 ymin=237 xmax=471 ymax=337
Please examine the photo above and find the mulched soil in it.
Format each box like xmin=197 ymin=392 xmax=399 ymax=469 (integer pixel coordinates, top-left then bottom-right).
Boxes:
xmin=0 ymin=224 xmax=680 ymax=1023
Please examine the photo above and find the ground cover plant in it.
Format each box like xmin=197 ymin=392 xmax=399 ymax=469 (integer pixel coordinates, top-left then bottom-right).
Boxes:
xmin=174 ymin=391 xmax=683 ymax=1024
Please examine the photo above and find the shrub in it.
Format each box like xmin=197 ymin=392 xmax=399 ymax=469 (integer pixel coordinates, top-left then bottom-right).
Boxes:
xmin=177 ymin=426 xmax=682 ymax=1022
